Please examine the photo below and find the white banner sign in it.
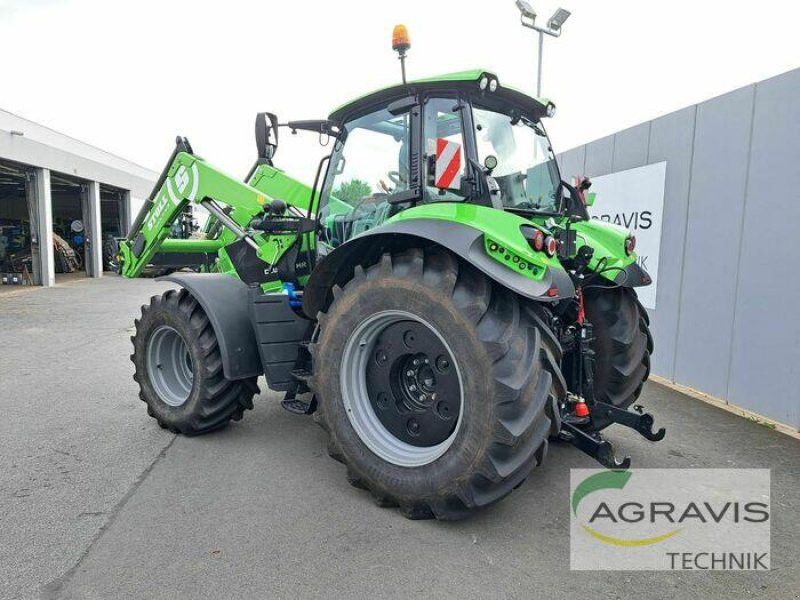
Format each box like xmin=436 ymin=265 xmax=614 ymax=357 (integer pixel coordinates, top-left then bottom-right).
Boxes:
xmin=570 ymin=469 xmax=771 ymax=571
xmin=588 ymin=162 xmax=666 ymax=309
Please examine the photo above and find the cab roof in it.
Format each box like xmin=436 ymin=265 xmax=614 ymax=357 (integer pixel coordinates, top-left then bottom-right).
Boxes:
xmin=329 ymin=69 xmax=552 ymax=124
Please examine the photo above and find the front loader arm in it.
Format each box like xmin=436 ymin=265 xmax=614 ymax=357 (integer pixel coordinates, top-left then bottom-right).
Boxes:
xmin=119 ymin=139 xmax=281 ymax=279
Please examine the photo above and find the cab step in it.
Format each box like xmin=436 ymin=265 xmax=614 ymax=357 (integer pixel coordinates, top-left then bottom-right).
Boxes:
xmin=281 ymin=395 xmax=317 ymax=416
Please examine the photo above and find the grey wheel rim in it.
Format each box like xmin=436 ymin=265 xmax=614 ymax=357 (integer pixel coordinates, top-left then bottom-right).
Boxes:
xmin=340 ymin=310 xmax=464 ymax=467
xmin=146 ymin=325 xmax=194 ymax=407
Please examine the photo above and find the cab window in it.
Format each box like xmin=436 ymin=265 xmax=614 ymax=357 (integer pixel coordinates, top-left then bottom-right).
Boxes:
xmin=319 ymin=107 xmax=410 ymax=249
xmin=472 ymin=105 xmax=561 ymax=212
xmin=423 ymin=97 xmax=467 ymax=202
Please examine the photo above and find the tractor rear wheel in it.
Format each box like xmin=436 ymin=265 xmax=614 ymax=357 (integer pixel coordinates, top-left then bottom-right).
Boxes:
xmin=310 ymin=248 xmax=564 ymax=520
xmin=584 ymin=286 xmax=653 ymax=428
xmin=131 ymin=288 xmax=259 ymax=435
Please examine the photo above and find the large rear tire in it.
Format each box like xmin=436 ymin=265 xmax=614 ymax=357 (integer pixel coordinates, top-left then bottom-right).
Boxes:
xmin=310 ymin=248 xmax=564 ymax=520
xmin=584 ymin=287 xmax=653 ymax=423
xmin=131 ymin=288 xmax=259 ymax=435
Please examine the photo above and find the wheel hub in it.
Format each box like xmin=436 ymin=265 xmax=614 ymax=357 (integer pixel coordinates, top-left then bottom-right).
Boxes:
xmin=365 ymin=320 xmax=461 ymax=448
xmin=146 ymin=325 xmax=194 ymax=407
xmin=398 ymin=353 xmax=436 ymax=411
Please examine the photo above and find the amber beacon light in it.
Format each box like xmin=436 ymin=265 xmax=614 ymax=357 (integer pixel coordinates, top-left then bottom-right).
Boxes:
xmin=392 ymin=24 xmax=411 ymax=83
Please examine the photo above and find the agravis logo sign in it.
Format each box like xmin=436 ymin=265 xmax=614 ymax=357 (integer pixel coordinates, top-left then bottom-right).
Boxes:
xmin=570 ymin=469 xmax=770 ymax=570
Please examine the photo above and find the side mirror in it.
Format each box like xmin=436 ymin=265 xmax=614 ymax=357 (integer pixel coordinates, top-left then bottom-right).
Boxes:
xmin=255 ymin=112 xmax=279 ymax=162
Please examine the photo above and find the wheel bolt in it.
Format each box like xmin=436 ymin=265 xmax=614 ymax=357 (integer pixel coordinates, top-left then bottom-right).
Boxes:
xmin=435 ymin=355 xmax=450 ymax=372
xmin=409 ymin=384 xmax=417 ymax=392
xmin=375 ymin=349 xmax=388 ymax=365
xmin=431 ymin=393 xmax=437 ymax=400
xmin=406 ymin=370 xmax=414 ymax=377
xmin=407 ymin=418 xmax=420 ymax=436
xmin=436 ymin=401 xmax=451 ymax=419
xmin=413 ymin=359 xmax=420 ymax=366
xmin=419 ymin=394 xmax=427 ymax=402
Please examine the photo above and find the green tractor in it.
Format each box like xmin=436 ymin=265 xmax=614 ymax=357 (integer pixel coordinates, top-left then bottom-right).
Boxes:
xmin=121 ymin=29 xmax=662 ymax=520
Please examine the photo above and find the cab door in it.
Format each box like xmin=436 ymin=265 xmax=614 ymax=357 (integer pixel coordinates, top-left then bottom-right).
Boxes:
xmin=317 ymin=100 xmax=422 ymax=252
xmin=419 ymin=94 xmax=476 ymax=204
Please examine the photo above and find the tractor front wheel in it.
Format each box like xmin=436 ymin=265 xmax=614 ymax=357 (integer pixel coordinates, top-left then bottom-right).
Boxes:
xmin=310 ymin=248 xmax=564 ymax=520
xmin=131 ymin=288 xmax=259 ymax=435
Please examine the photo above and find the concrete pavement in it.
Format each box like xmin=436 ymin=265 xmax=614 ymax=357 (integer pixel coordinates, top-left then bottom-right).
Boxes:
xmin=1 ymin=276 xmax=798 ymax=599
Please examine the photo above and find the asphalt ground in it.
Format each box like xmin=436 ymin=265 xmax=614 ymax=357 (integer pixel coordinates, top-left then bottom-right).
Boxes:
xmin=1 ymin=276 xmax=798 ymax=599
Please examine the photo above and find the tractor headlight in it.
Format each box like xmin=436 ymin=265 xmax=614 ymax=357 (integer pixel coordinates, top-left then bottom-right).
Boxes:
xmin=479 ymin=76 xmax=489 ymax=91
xmin=489 ymin=79 xmax=498 ymax=92
xmin=546 ymin=102 xmax=556 ymax=118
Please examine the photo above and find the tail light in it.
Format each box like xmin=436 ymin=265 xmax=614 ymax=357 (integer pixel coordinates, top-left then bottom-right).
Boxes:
xmin=531 ymin=229 xmax=545 ymax=252
xmin=625 ymin=235 xmax=636 ymax=255
xmin=521 ymin=225 xmax=557 ymax=258
xmin=544 ymin=236 xmax=557 ymax=257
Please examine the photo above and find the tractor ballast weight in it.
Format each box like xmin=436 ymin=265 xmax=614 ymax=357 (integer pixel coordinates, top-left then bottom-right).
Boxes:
xmin=121 ymin=50 xmax=662 ymax=519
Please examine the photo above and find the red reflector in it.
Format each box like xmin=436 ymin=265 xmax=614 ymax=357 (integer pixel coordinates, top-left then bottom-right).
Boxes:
xmin=546 ymin=287 xmax=559 ymax=297
xmin=575 ymin=401 xmax=590 ymax=417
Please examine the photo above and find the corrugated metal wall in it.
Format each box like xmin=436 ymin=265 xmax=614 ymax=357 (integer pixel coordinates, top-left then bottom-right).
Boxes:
xmin=557 ymin=68 xmax=800 ymax=430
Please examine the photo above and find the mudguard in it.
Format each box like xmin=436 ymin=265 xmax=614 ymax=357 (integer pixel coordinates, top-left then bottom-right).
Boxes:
xmin=303 ymin=219 xmax=575 ymax=318
xmin=614 ymin=261 xmax=652 ymax=287
xmin=158 ymin=273 xmax=262 ymax=380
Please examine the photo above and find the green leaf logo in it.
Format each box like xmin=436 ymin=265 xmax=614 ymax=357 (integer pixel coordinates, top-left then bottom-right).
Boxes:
xmin=572 ymin=470 xmax=682 ymax=547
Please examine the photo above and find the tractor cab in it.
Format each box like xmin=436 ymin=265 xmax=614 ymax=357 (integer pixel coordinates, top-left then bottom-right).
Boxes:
xmin=317 ymin=70 xmax=563 ymax=252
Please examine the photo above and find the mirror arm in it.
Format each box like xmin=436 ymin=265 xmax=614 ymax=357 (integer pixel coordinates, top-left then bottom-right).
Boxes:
xmin=467 ymin=158 xmax=493 ymax=208
xmin=560 ymin=179 xmax=589 ymax=221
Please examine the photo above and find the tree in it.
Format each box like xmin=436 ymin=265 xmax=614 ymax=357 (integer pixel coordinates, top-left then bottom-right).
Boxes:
xmin=333 ymin=179 xmax=371 ymax=205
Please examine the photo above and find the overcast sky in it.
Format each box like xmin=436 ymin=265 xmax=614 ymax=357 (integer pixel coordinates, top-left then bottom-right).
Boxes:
xmin=1 ymin=0 xmax=798 ymax=185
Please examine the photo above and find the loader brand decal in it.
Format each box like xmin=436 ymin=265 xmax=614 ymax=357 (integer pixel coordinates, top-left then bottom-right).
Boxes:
xmin=144 ymin=163 xmax=200 ymax=234
xmin=570 ymin=469 xmax=770 ymax=571
xmin=587 ymin=162 xmax=666 ymax=310
xmin=434 ymin=138 xmax=462 ymax=189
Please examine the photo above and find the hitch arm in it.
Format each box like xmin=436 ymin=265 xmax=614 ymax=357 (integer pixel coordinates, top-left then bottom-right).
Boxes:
xmin=560 ymin=422 xmax=631 ymax=469
xmin=590 ymin=402 xmax=666 ymax=441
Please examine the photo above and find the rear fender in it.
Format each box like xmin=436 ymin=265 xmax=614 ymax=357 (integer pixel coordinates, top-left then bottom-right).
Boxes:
xmin=303 ymin=218 xmax=575 ymax=318
xmin=159 ymin=273 xmax=262 ymax=380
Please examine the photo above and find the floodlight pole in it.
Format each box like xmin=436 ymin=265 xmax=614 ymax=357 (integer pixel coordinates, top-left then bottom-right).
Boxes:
xmin=516 ymin=4 xmax=570 ymax=98
xmin=536 ymin=31 xmax=544 ymax=97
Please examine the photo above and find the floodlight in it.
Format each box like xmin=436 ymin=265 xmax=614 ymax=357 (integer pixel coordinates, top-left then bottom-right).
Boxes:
xmin=547 ymin=8 xmax=571 ymax=31
xmin=515 ymin=0 xmax=536 ymax=19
